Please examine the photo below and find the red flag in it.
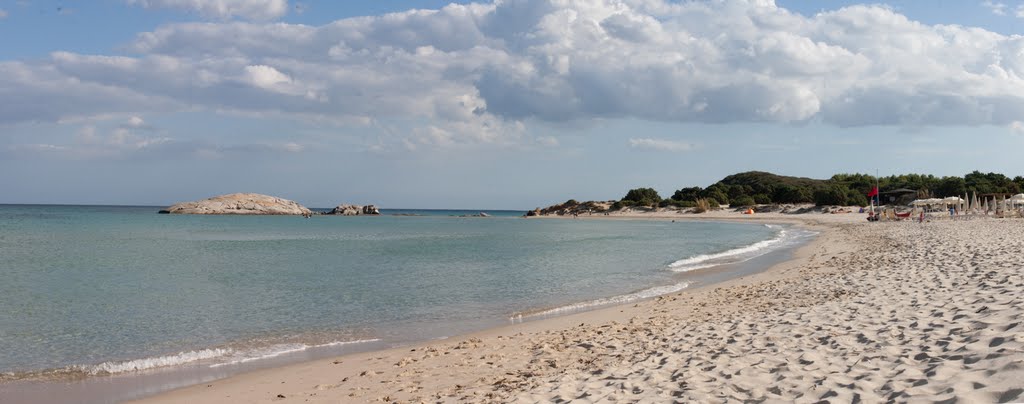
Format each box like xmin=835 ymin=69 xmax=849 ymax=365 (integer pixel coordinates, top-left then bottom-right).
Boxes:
xmin=867 ymin=187 xmax=879 ymax=197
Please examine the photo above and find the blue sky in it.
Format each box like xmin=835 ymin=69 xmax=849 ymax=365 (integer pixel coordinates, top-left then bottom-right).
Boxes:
xmin=2 ymin=0 xmax=1024 ymax=209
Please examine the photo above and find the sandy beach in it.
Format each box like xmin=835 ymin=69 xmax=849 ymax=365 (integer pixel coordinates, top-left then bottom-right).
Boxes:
xmin=136 ymin=211 xmax=1024 ymax=403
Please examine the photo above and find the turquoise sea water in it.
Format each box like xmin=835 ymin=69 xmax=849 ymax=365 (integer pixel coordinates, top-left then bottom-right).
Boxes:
xmin=0 ymin=205 xmax=801 ymax=388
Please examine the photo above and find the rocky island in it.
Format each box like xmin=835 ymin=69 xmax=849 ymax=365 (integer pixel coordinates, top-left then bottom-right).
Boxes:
xmin=158 ymin=193 xmax=312 ymax=215
xmin=326 ymin=204 xmax=380 ymax=215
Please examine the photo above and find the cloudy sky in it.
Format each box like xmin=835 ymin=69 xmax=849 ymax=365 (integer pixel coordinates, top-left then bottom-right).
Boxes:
xmin=2 ymin=0 xmax=1023 ymax=209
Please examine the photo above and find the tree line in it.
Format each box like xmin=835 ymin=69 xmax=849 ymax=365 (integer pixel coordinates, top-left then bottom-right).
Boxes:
xmin=615 ymin=171 xmax=1024 ymax=208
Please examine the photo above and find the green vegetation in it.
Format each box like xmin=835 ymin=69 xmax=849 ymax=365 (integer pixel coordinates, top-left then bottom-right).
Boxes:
xmin=621 ymin=188 xmax=661 ymax=208
xmin=541 ymin=171 xmax=1023 ymax=215
xmin=615 ymin=171 xmax=1023 ymax=210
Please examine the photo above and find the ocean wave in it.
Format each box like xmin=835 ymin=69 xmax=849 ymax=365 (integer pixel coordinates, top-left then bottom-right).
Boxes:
xmin=667 ymin=227 xmax=788 ymax=272
xmin=4 ymin=338 xmax=381 ymax=382
xmin=510 ymin=282 xmax=690 ymax=321
xmin=74 ymin=348 xmax=232 ymax=376
xmin=209 ymin=339 xmax=379 ymax=368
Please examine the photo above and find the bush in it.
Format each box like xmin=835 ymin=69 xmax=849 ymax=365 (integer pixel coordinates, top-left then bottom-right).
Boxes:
xmin=753 ymin=194 xmax=772 ymax=204
xmin=671 ymin=187 xmax=702 ymax=201
xmin=846 ymin=191 xmax=868 ymax=207
xmin=622 ymin=188 xmax=661 ymax=203
xmin=731 ymin=195 xmax=756 ymax=207
xmin=772 ymin=184 xmax=809 ymax=203
xmin=662 ymin=200 xmax=697 ymax=208
xmin=813 ymin=186 xmax=849 ymax=206
xmin=611 ymin=200 xmax=636 ymax=210
xmin=701 ymin=188 xmax=729 ymax=206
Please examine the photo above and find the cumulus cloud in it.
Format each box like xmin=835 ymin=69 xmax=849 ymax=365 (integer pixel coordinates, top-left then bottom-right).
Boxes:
xmin=126 ymin=0 xmax=288 ymax=20
xmin=629 ymin=138 xmax=694 ymax=152
xmin=5 ymin=0 xmax=1024 ymax=148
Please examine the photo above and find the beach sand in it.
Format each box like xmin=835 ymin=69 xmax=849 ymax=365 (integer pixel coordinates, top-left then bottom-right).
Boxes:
xmin=136 ymin=212 xmax=1024 ymax=403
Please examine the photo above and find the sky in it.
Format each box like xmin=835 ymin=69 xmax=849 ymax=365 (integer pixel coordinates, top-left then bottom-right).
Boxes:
xmin=1 ymin=0 xmax=1024 ymax=210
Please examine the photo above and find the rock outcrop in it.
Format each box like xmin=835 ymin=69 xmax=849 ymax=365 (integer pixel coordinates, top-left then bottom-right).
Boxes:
xmin=159 ymin=193 xmax=312 ymax=215
xmin=327 ymin=204 xmax=380 ymax=216
xmin=528 ymin=200 xmax=614 ymax=216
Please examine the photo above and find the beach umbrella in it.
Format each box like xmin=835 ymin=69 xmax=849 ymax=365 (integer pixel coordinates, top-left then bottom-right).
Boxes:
xmin=1012 ymin=194 xmax=1024 ymax=206
xmin=973 ymin=191 xmax=980 ymax=213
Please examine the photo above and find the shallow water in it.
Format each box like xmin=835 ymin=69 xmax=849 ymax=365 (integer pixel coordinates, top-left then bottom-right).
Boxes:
xmin=0 ymin=205 xmax=800 ymax=395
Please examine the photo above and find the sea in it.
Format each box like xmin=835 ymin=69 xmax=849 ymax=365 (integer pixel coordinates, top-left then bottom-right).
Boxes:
xmin=0 ymin=204 xmax=814 ymax=402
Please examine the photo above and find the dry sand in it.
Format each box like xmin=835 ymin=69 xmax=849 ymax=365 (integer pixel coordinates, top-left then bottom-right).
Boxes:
xmin=136 ymin=212 xmax=1024 ymax=403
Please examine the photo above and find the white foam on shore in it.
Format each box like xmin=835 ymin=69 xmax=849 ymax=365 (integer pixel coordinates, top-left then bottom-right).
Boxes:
xmin=209 ymin=339 xmax=379 ymax=368
xmin=668 ymin=225 xmax=788 ymax=272
xmin=510 ymin=282 xmax=690 ymax=321
xmin=50 ymin=339 xmax=381 ymax=378
xmin=77 ymin=348 xmax=231 ymax=376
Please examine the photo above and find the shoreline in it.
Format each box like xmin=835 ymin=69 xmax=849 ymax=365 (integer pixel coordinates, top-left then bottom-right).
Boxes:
xmin=1 ymin=213 xmax=812 ymax=403
xmin=11 ymin=209 xmax=1022 ymax=402
xmin=129 ymin=213 xmax=838 ymax=403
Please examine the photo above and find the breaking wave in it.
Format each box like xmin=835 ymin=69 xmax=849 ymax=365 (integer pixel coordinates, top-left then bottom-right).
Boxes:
xmin=668 ymin=225 xmax=789 ymax=272
xmin=3 ymin=339 xmax=379 ymax=381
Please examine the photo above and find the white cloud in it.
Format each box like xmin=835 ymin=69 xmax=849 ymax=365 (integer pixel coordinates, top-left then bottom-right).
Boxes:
xmin=127 ymin=116 xmax=145 ymax=127
xmin=1011 ymin=121 xmax=1024 ymax=134
xmin=629 ymin=138 xmax=694 ymax=152
xmin=127 ymin=0 xmax=288 ymax=20
xmin=1017 ymin=4 xmax=1024 ymax=18
xmin=982 ymin=1 xmax=1007 ymax=16
xmin=244 ymin=64 xmax=290 ymax=88
xmin=280 ymin=142 xmax=303 ymax=152
xmin=6 ymin=0 xmax=1024 ymax=149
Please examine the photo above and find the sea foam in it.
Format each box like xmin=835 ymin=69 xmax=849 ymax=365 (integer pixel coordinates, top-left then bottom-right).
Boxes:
xmin=209 ymin=339 xmax=380 ymax=368
xmin=668 ymin=226 xmax=788 ymax=272
xmin=510 ymin=282 xmax=690 ymax=321
xmin=56 ymin=338 xmax=381 ymax=377
xmin=76 ymin=348 xmax=231 ymax=376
